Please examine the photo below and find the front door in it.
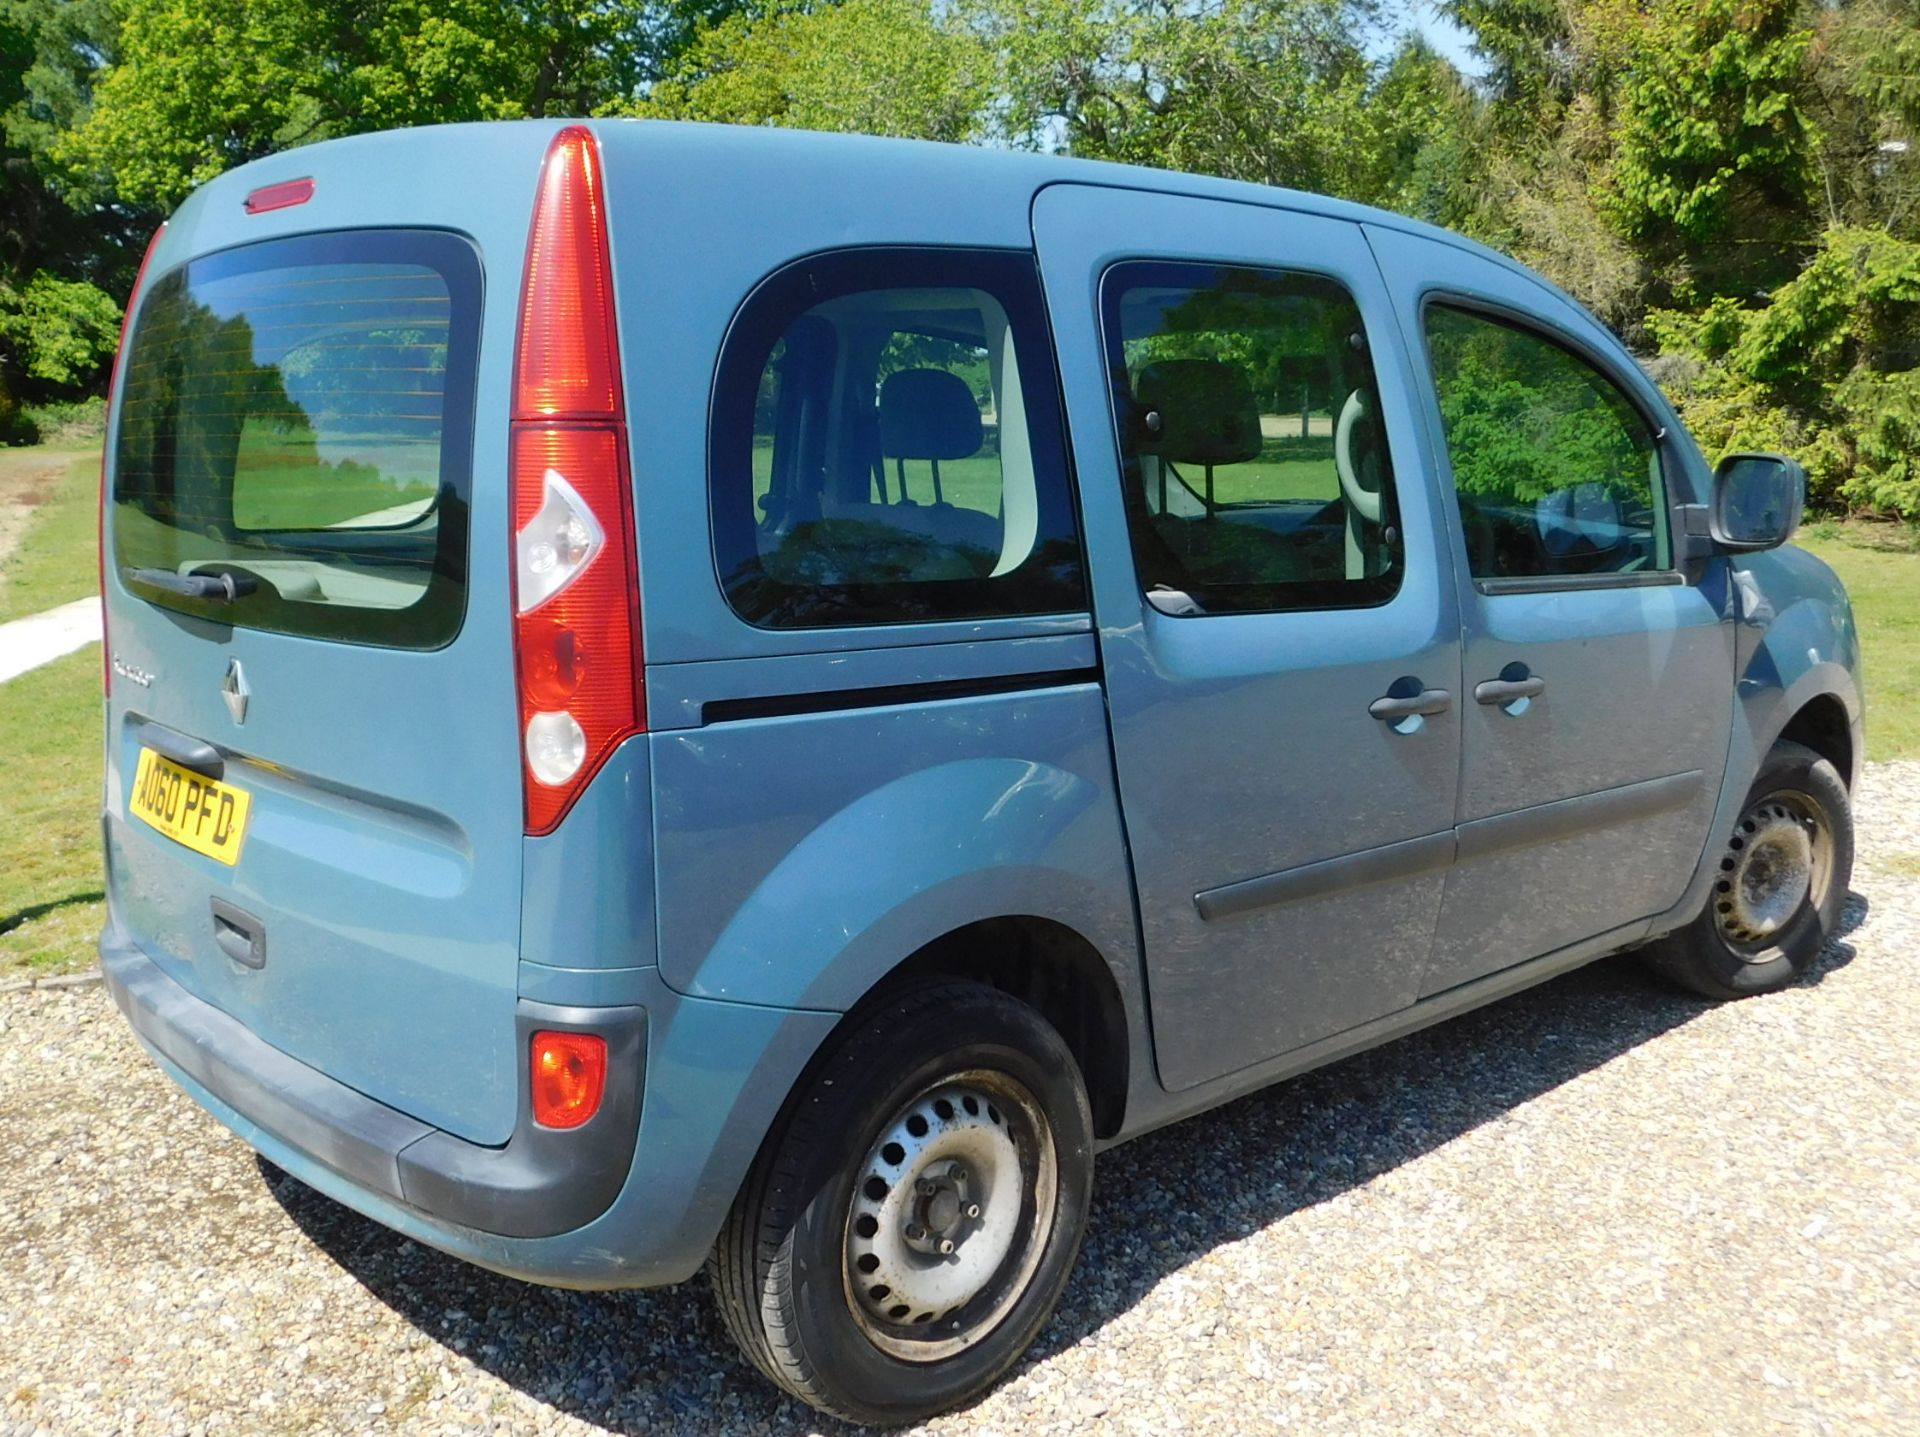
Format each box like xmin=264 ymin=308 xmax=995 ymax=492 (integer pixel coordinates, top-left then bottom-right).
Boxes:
xmin=1033 ymin=185 xmax=1464 ymax=1092
xmin=1366 ymin=226 xmax=1736 ymax=995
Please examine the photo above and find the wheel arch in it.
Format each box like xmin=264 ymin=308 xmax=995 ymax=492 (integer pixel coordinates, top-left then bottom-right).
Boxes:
xmin=1776 ymin=692 xmax=1855 ymax=790
xmin=873 ymin=916 xmax=1131 ymax=1140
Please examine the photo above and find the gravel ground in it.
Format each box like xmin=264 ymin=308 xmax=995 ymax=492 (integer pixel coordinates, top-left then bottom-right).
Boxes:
xmin=4 ymin=765 xmax=1918 ymax=1437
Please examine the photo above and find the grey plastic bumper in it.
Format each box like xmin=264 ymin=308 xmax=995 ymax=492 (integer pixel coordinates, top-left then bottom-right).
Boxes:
xmin=100 ymin=925 xmax=645 ymax=1239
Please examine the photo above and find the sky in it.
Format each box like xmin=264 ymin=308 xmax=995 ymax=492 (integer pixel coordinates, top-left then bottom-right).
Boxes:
xmin=1389 ymin=0 xmax=1489 ymax=79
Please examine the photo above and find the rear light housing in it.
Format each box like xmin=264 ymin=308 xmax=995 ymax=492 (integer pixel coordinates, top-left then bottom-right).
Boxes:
xmin=243 ymin=177 xmax=315 ymax=214
xmin=100 ymin=223 xmax=168 ymax=696
xmin=510 ymin=126 xmax=643 ymax=835
xmin=530 ymin=1030 xmax=608 ymax=1129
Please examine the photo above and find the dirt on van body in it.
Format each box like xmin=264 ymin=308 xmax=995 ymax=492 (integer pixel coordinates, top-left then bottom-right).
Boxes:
xmin=3 ymin=764 xmax=1918 ymax=1437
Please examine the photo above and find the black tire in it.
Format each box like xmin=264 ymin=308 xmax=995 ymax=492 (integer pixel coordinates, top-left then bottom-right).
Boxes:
xmin=710 ymin=980 xmax=1094 ymax=1425
xmin=1641 ymin=740 xmax=1853 ymax=1000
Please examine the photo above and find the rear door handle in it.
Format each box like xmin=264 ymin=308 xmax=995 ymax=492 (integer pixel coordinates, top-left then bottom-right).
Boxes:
xmin=211 ymin=898 xmax=266 ymax=969
xmin=1474 ymin=676 xmax=1546 ymax=704
xmin=136 ymin=721 xmax=225 ymax=779
xmin=1368 ymin=688 xmax=1453 ymax=721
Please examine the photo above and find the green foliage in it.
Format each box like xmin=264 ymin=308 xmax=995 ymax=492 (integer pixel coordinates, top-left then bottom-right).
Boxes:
xmin=633 ymin=0 xmax=993 ymax=141
xmin=61 ymin=0 xmax=732 ymax=210
xmin=17 ymin=394 xmax=106 ymax=444
xmin=1651 ymin=228 xmax=1920 ymax=514
xmin=0 ymin=272 xmax=119 ymax=384
xmin=1607 ymin=0 xmax=1814 ymax=279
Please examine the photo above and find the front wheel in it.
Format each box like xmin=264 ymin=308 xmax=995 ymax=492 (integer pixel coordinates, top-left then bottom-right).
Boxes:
xmin=1640 ymin=740 xmax=1853 ymax=1000
xmin=710 ymin=981 xmax=1094 ymax=1425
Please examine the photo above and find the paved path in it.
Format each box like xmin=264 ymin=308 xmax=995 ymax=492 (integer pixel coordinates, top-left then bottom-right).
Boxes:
xmin=0 ymin=597 xmax=101 ymax=683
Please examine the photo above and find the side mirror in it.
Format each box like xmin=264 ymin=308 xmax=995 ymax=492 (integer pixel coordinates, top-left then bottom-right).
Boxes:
xmin=1712 ymin=452 xmax=1805 ymax=551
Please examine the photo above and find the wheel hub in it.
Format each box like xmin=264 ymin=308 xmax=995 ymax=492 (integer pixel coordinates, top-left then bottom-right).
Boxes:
xmin=1713 ymin=795 xmax=1822 ymax=953
xmin=844 ymin=1073 xmax=1056 ymax=1361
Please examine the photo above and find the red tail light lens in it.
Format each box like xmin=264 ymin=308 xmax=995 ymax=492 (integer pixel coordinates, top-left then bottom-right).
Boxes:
xmin=510 ymin=127 xmax=643 ymax=835
xmin=530 ymin=1030 xmax=608 ymax=1129
xmin=101 ymin=223 xmax=168 ymax=696
xmin=515 ymin=129 xmax=620 ymax=420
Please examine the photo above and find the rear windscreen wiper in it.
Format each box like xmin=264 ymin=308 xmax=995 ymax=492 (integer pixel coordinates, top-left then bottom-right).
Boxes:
xmin=122 ymin=566 xmax=260 ymax=601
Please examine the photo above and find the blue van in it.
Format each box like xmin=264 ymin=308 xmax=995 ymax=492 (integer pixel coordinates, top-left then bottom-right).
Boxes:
xmin=98 ymin=120 xmax=1861 ymax=1423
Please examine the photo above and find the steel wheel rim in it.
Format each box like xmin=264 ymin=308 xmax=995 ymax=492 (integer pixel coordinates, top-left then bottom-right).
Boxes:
xmin=842 ymin=1067 xmax=1058 ymax=1362
xmin=1712 ymin=788 xmax=1832 ymax=958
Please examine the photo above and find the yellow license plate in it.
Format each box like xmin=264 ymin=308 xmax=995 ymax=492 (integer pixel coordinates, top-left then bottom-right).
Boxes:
xmin=129 ymin=748 xmax=252 ymax=866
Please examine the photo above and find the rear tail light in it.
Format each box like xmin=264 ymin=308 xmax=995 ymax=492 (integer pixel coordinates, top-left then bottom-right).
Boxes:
xmin=509 ymin=126 xmax=643 ymax=835
xmin=530 ymin=1030 xmax=608 ymax=1129
xmin=100 ymin=223 xmax=168 ymax=697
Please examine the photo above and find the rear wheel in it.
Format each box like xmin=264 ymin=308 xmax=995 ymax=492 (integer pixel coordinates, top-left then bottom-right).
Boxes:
xmin=711 ymin=980 xmax=1094 ymax=1425
xmin=1641 ymin=740 xmax=1853 ymax=1000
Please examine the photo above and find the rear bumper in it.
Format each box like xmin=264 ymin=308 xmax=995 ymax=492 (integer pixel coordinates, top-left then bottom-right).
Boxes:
xmin=101 ymin=921 xmax=644 ymax=1239
xmin=101 ymin=918 xmax=842 ymax=1288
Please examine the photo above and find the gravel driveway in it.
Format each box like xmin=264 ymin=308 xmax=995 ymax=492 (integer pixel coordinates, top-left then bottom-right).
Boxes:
xmin=5 ymin=765 xmax=1917 ymax=1437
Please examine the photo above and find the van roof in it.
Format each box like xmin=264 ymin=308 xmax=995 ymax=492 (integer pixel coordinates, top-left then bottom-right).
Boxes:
xmin=176 ymin=118 xmax=1564 ymax=310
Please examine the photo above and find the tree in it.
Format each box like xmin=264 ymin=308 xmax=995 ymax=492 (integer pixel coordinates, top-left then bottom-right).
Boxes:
xmin=1 ymin=0 xmax=129 ymax=422
xmin=633 ymin=0 xmax=994 ymax=142
xmin=1606 ymin=0 xmax=1817 ymax=296
xmin=61 ymin=0 xmax=739 ymax=211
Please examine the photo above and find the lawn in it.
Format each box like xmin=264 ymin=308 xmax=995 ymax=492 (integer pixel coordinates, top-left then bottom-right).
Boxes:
xmin=0 ymin=647 xmax=104 ymax=977
xmin=0 ymin=443 xmax=101 ymax=622
xmin=1794 ymin=521 xmax=1920 ymax=763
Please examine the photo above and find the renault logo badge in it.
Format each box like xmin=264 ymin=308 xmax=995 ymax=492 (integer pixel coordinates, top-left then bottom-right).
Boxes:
xmin=222 ymin=658 xmax=250 ymax=724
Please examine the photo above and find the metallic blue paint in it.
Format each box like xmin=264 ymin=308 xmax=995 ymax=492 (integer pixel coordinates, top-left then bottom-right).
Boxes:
xmin=99 ymin=119 xmax=1863 ymax=1292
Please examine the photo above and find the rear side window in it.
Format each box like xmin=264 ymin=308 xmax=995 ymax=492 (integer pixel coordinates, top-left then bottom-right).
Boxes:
xmin=712 ymin=249 xmax=1085 ymax=628
xmin=112 ymin=230 xmax=480 ymax=648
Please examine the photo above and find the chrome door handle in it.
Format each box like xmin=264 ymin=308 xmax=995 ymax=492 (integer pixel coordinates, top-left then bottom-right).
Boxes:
xmin=1368 ymin=688 xmax=1453 ymax=721
xmin=1473 ymin=676 xmax=1546 ymax=704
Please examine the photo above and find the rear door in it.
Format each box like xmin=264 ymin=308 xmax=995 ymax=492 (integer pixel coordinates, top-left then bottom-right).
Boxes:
xmin=1033 ymin=185 xmax=1463 ymax=1092
xmin=1366 ymin=226 xmax=1735 ymax=994
xmin=102 ymin=134 xmax=544 ymax=1145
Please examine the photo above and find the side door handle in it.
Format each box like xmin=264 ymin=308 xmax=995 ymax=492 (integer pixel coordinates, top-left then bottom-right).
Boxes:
xmin=1368 ymin=688 xmax=1453 ymax=721
xmin=1473 ymin=676 xmax=1546 ymax=704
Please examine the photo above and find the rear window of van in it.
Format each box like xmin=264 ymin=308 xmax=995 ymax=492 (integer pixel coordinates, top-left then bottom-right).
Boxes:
xmin=111 ymin=230 xmax=480 ymax=649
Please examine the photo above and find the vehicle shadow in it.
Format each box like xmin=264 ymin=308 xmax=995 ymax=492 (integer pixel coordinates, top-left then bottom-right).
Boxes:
xmin=262 ymin=894 xmax=1867 ymax=1434
xmin=0 ymin=888 xmax=104 ymax=936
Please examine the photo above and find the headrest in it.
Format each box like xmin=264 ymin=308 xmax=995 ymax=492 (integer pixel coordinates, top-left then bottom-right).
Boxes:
xmin=879 ymin=369 xmax=983 ymax=460
xmin=1133 ymin=359 xmax=1262 ymax=467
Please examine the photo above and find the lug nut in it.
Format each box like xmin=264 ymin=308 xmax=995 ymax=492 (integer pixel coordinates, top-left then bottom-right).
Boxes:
xmin=965 ymin=1203 xmax=981 ymax=1219
xmin=938 ymin=1239 xmax=955 ymax=1254
xmin=905 ymin=1222 xmax=923 ymax=1240
xmin=917 ymin=1180 xmax=936 ymax=1197
xmin=950 ymin=1167 xmax=967 ymax=1183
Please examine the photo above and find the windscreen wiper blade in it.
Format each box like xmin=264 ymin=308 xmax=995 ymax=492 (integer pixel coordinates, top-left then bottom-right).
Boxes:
xmin=122 ymin=566 xmax=260 ymax=601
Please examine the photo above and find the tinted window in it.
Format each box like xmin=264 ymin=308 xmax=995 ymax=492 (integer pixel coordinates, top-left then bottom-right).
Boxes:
xmin=1425 ymin=305 xmax=1669 ymax=582
xmin=112 ymin=230 xmax=479 ymax=648
xmin=713 ymin=249 xmax=1084 ymax=628
xmin=1103 ymin=263 xmax=1402 ymax=615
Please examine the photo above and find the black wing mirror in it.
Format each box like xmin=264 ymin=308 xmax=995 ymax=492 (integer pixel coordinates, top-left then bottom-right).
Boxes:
xmin=1711 ymin=452 xmax=1805 ymax=551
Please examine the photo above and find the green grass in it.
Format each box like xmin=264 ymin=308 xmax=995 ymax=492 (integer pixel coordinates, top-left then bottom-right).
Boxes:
xmin=229 ymin=424 xmax=437 ymax=529
xmin=0 ymin=648 xmax=104 ymax=977
xmin=0 ymin=444 xmax=101 ymax=623
xmin=1794 ymin=520 xmax=1920 ymax=762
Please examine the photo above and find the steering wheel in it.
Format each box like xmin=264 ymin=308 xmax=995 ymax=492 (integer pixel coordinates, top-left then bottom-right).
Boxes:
xmin=1335 ymin=389 xmax=1383 ymax=524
